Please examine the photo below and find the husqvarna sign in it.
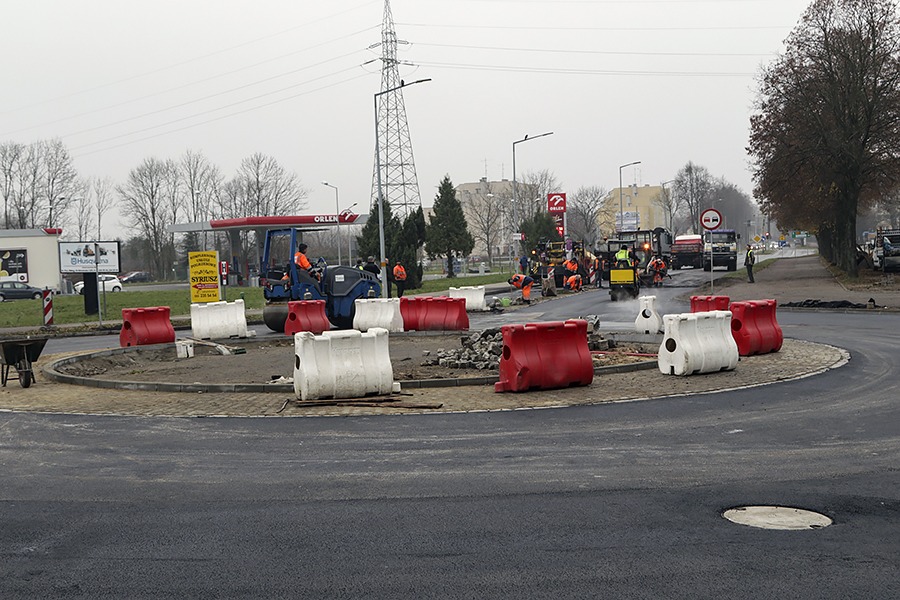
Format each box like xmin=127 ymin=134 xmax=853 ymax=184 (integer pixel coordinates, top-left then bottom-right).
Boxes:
xmin=547 ymin=193 xmax=567 ymax=213
xmin=58 ymin=241 xmax=121 ymax=273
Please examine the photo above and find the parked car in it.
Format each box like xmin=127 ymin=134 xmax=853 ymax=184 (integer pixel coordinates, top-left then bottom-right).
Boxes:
xmin=73 ymin=275 xmax=123 ymax=295
xmin=120 ymin=271 xmax=152 ymax=283
xmin=0 ymin=281 xmax=44 ymax=301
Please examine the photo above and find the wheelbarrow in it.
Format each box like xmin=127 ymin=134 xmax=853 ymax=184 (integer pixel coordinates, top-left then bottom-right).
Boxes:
xmin=1 ymin=338 xmax=49 ymax=388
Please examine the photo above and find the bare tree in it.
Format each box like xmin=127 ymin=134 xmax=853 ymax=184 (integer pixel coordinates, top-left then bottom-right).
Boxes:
xmin=42 ymin=139 xmax=78 ymax=228
xmin=673 ymin=162 xmax=714 ymax=234
xmin=71 ymin=179 xmax=94 ymax=240
xmin=652 ymin=183 xmax=684 ymax=234
xmin=118 ymin=158 xmax=179 ymax=279
xmin=92 ymin=177 xmax=116 ymax=239
xmin=459 ymin=181 xmax=506 ymax=266
xmin=0 ymin=142 xmax=24 ymax=228
xmin=517 ymin=169 xmax=560 ymax=223
xmin=179 ymin=150 xmax=220 ymax=223
xmin=567 ymin=185 xmax=608 ymax=244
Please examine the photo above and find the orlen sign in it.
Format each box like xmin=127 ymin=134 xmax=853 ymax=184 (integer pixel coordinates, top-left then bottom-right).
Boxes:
xmin=547 ymin=193 xmax=566 ymax=213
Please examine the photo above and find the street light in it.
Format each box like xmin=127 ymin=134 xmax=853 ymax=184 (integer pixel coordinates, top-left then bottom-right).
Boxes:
xmin=618 ymin=161 xmax=641 ymax=232
xmin=374 ymin=77 xmax=431 ymax=297
xmin=512 ymin=131 xmax=553 ymax=238
xmin=321 ymin=181 xmax=341 ymax=265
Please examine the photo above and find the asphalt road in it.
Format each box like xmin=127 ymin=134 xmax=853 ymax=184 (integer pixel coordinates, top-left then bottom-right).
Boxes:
xmin=3 ymin=258 xmax=899 ymax=598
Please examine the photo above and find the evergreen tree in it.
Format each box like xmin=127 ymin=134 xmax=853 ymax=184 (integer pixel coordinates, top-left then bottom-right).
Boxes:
xmin=389 ymin=207 xmax=426 ymax=289
xmin=520 ymin=211 xmax=561 ymax=255
xmin=356 ymin=199 xmax=401 ymax=264
xmin=425 ymin=175 xmax=474 ymax=278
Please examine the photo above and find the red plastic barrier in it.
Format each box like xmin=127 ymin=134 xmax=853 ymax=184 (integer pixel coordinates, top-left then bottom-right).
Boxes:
xmin=495 ymin=319 xmax=594 ymax=393
xmin=690 ymin=295 xmax=730 ymax=313
xmin=120 ymin=306 xmax=176 ymax=347
xmin=400 ymin=297 xmax=469 ymax=331
xmin=399 ymin=297 xmax=423 ymax=331
xmin=729 ymin=299 xmax=783 ymax=356
xmin=285 ymin=300 xmax=331 ymax=336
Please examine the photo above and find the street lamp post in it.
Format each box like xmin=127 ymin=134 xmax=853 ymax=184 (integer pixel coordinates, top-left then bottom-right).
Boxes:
xmin=375 ymin=78 xmax=431 ymax=298
xmin=618 ymin=161 xmax=641 ymax=233
xmin=512 ymin=131 xmax=553 ymax=242
xmin=321 ymin=181 xmax=341 ymax=265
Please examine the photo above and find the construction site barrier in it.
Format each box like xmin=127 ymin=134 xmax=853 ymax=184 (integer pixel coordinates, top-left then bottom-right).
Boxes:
xmin=495 ymin=319 xmax=593 ymax=393
xmin=658 ymin=310 xmax=738 ymax=376
xmin=353 ymin=298 xmax=404 ymax=332
xmin=690 ymin=295 xmax=731 ymax=313
xmin=449 ymin=286 xmax=488 ymax=311
xmin=285 ymin=300 xmax=331 ymax=336
xmin=400 ymin=297 xmax=469 ymax=331
xmin=120 ymin=306 xmax=176 ymax=347
xmin=634 ymin=295 xmax=663 ymax=334
xmin=293 ymin=328 xmax=396 ymax=400
xmin=190 ymin=299 xmax=250 ymax=339
xmin=729 ymin=299 xmax=783 ymax=356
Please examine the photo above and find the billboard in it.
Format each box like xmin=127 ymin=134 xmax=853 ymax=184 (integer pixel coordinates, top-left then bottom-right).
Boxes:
xmin=189 ymin=251 xmax=222 ymax=303
xmin=0 ymin=249 xmax=29 ymax=283
xmin=59 ymin=242 xmax=121 ymax=273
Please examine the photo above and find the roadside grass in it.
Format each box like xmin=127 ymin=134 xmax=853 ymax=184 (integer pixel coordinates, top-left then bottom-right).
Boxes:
xmin=0 ymin=273 xmax=509 ymax=329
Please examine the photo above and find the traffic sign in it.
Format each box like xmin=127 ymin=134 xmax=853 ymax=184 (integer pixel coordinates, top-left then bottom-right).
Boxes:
xmin=700 ymin=208 xmax=722 ymax=230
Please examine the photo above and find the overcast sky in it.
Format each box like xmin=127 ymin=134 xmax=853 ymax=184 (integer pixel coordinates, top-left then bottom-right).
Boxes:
xmin=0 ymin=0 xmax=812 ymax=239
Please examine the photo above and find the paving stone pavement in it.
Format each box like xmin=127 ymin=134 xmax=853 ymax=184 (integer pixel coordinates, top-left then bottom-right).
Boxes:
xmin=0 ymin=253 xmax=869 ymax=418
xmin=0 ymin=338 xmax=848 ymax=417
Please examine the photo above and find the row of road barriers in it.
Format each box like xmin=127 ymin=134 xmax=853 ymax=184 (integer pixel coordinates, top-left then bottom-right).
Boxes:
xmin=634 ymin=293 xmax=784 ymax=377
xmin=352 ymin=297 xmax=470 ymax=332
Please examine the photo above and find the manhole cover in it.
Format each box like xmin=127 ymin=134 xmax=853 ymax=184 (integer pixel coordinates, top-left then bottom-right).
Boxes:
xmin=723 ymin=506 xmax=832 ymax=530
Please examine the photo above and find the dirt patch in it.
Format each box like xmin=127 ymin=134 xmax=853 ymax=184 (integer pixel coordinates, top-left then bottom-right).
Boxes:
xmin=55 ymin=333 xmax=652 ymax=385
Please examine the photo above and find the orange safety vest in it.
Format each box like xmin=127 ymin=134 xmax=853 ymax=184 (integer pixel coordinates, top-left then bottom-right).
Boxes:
xmin=294 ymin=251 xmax=312 ymax=270
xmin=565 ymin=259 xmax=579 ymax=272
xmin=393 ymin=264 xmax=407 ymax=281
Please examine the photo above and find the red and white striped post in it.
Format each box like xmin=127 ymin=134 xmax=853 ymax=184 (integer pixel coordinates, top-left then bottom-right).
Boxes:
xmin=42 ymin=289 xmax=54 ymax=326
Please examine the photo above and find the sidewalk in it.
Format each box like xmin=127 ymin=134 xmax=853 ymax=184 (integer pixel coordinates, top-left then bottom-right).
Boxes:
xmin=699 ymin=254 xmax=900 ymax=310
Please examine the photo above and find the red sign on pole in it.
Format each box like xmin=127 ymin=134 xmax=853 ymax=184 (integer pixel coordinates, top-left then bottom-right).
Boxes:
xmin=547 ymin=193 xmax=567 ymax=213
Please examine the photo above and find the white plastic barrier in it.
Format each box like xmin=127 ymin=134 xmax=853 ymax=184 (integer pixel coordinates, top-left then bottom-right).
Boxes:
xmin=449 ymin=286 xmax=488 ymax=311
xmin=293 ymin=328 xmax=398 ymax=400
xmin=658 ymin=310 xmax=739 ymax=376
xmin=634 ymin=295 xmax=663 ymax=334
xmin=353 ymin=298 xmax=404 ymax=332
xmin=190 ymin=299 xmax=250 ymax=340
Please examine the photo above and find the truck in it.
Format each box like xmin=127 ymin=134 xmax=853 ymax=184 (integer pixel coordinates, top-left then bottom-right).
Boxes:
xmin=669 ymin=234 xmax=703 ymax=270
xmin=259 ymin=228 xmax=381 ymax=331
xmin=702 ymin=229 xmax=738 ymax=271
xmin=875 ymin=228 xmax=900 ymax=272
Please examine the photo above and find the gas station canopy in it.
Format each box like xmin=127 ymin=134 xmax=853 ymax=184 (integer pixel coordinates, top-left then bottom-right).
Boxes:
xmin=168 ymin=212 xmax=366 ymax=233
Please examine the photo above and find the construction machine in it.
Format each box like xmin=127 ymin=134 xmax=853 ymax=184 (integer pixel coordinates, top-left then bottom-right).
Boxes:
xmin=259 ymin=228 xmax=380 ymax=332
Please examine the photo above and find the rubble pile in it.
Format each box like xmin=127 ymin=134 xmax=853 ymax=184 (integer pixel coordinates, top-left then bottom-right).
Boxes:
xmin=421 ymin=328 xmax=503 ymax=370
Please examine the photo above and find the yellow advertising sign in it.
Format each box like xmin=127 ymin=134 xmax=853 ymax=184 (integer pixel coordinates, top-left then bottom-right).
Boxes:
xmin=189 ymin=251 xmax=222 ymax=303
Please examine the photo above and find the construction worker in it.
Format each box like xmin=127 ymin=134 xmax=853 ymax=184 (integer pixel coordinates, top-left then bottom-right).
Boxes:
xmin=563 ymin=256 xmax=580 ymax=277
xmin=564 ymin=273 xmax=583 ymax=292
xmin=615 ymin=244 xmax=631 ymax=268
xmin=392 ymin=260 xmax=408 ymax=297
xmin=508 ymin=273 xmax=534 ymax=304
xmin=294 ymin=243 xmax=312 ymax=271
xmin=647 ymin=255 xmax=667 ymax=287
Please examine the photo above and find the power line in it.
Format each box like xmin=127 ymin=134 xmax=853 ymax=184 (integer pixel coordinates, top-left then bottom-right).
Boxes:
xmin=71 ymin=72 xmax=371 ymax=158
xmin=414 ymin=41 xmax=776 ymax=58
xmin=415 ymin=59 xmax=755 ymax=77
xmin=0 ymin=0 xmax=380 ymax=117
xmin=0 ymin=26 xmax=378 ymax=138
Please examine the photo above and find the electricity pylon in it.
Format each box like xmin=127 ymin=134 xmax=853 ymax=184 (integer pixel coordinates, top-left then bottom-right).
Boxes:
xmin=370 ymin=0 xmax=422 ymax=220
